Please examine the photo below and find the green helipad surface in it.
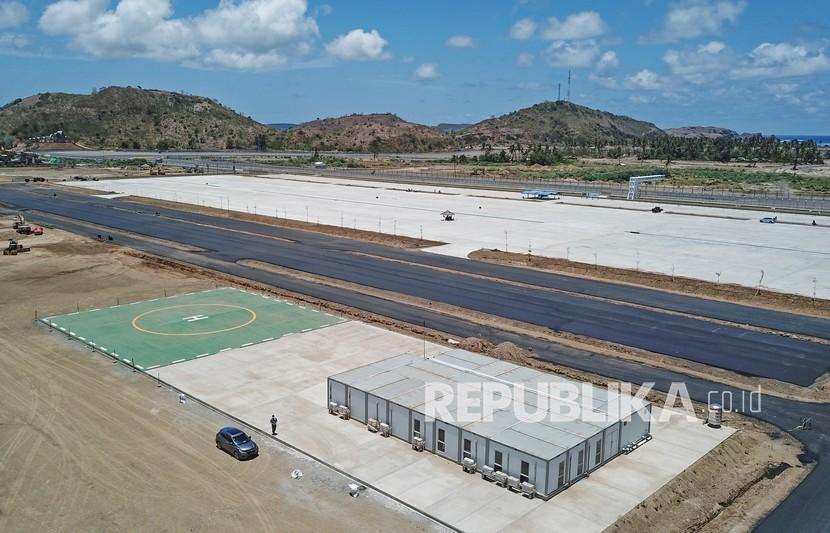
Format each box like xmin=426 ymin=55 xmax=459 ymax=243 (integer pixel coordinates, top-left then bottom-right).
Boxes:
xmin=41 ymin=288 xmax=344 ymax=370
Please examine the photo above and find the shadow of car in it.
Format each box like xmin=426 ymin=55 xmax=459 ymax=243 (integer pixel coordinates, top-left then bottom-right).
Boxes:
xmin=216 ymin=426 xmax=258 ymax=460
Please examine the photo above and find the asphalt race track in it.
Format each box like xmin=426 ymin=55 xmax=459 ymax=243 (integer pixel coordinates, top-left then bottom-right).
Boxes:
xmin=1 ymin=184 xmax=829 ymax=531
xmin=1 ymin=185 xmax=827 ymax=386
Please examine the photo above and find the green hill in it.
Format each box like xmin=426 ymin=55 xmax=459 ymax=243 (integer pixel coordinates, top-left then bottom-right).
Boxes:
xmin=459 ymin=101 xmax=662 ymax=146
xmin=284 ymin=113 xmax=453 ymax=152
xmin=0 ymin=86 xmax=278 ymax=150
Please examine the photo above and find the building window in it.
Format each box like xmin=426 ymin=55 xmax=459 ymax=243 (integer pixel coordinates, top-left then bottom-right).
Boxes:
xmin=437 ymin=428 xmax=445 ymax=453
xmin=413 ymin=418 xmax=421 ymax=439
xmin=520 ymin=461 xmax=530 ymax=484
xmin=494 ymin=450 xmax=503 ymax=472
xmin=557 ymin=461 xmax=566 ymax=488
xmin=462 ymin=438 xmax=472 ymax=460
xmin=577 ymin=449 xmax=585 ymax=476
xmin=595 ymin=439 xmax=603 ymax=465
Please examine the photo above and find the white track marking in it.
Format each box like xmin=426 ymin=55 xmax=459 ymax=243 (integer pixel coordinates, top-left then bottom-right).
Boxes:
xmin=196 ymin=353 xmax=210 ymax=358
xmin=241 ymin=342 xmax=253 ymax=347
xmin=219 ymin=348 xmax=232 ymax=352
xmin=261 ymin=337 xmax=275 ymax=342
xmin=171 ymin=358 xmax=186 ymax=364
xmin=146 ymin=365 xmax=160 ymax=370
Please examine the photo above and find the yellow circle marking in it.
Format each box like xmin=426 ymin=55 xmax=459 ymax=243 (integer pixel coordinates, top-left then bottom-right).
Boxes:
xmin=131 ymin=304 xmax=257 ymax=336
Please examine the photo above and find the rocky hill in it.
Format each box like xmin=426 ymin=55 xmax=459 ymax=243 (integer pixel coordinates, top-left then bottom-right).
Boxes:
xmin=0 ymin=87 xmax=278 ymax=150
xmin=433 ymin=123 xmax=471 ymax=133
xmin=284 ymin=113 xmax=452 ymax=152
xmin=664 ymin=126 xmax=740 ymax=139
xmin=459 ymin=101 xmax=662 ymax=146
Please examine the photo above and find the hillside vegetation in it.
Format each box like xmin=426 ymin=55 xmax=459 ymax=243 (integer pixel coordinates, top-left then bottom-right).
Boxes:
xmin=0 ymin=86 xmax=278 ymax=150
xmin=284 ymin=113 xmax=452 ymax=152
xmin=459 ymin=101 xmax=661 ymax=146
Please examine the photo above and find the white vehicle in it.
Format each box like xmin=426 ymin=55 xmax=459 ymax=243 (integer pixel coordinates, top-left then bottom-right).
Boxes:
xmin=759 ymin=216 xmax=778 ymax=224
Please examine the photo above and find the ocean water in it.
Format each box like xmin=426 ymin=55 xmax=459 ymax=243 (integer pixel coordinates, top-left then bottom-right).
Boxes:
xmin=777 ymin=135 xmax=830 ymax=146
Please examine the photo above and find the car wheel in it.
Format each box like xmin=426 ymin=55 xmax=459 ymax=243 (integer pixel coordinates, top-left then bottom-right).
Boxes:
xmin=216 ymin=439 xmax=221 ymax=449
xmin=234 ymin=450 xmax=241 ymax=460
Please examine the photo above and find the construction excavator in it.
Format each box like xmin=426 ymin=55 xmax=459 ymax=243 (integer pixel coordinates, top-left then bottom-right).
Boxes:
xmin=3 ymin=239 xmax=30 ymax=255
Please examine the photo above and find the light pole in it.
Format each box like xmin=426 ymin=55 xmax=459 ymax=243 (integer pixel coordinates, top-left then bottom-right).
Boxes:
xmin=504 ymin=230 xmax=508 ymax=253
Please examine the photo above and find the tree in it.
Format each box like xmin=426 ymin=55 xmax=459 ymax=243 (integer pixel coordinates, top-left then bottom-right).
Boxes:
xmin=254 ymin=133 xmax=268 ymax=152
xmin=369 ymin=136 xmax=383 ymax=159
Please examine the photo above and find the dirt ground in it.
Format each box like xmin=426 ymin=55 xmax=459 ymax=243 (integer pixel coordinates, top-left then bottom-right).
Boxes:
xmin=0 ymin=223 xmax=439 ymax=533
xmin=608 ymin=427 xmax=811 ymax=533
xmin=470 ymin=249 xmax=830 ymax=319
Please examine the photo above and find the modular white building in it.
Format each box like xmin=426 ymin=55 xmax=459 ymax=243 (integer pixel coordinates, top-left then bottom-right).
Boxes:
xmin=327 ymin=349 xmax=651 ymax=499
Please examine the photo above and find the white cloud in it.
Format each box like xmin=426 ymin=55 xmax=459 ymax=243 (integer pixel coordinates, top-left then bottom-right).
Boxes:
xmin=510 ymin=18 xmax=536 ymax=40
xmin=514 ymin=81 xmax=552 ymax=91
xmin=40 ymin=0 xmax=107 ymax=34
xmin=540 ymin=11 xmax=607 ymax=40
xmin=625 ymin=69 xmax=663 ymax=90
xmin=39 ymin=0 xmax=387 ymax=70
xmin=645 ymin=0 xmax=745 ymax=43
xmin=541 ymin=40 xmax=600 ymax=68
xmin=516 ymin=51 xmax=534 ymax=66
xmin=414 ymin=63 xmax=439 ymax=80
xmin=446 ymin=34 xmax=476 ymax=48
xmin=663 ymin=41 xmax=733 ymax=84
xmin=595 ymin=50 xmax=619 ymax=74
xmin=401 ymin=55 xmax=414 ymax=63
xmin=0 ymin=0 xmax=28 ymax=29
xmin=326 ymin=28 xmax=388 ymax=61
xmin=0 ymin=31 xmax=27 ymax=48
xmin=733 ymin=42 xmax=830 ymax=79
xmin=589 ymin=74 xmax=617 ymax=89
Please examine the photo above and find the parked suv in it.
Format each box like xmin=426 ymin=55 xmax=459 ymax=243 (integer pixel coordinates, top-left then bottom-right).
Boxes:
xmin=216 ymin=427 xmax=258 ymax=460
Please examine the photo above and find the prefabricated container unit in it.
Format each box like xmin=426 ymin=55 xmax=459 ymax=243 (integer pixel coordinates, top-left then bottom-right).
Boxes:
xmin=327 ymin=349 xmax=651 ymax=499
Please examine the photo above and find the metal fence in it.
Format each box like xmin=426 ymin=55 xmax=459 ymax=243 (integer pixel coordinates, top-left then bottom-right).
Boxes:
xmin=165 ymin=157 xmax=830 ymax=213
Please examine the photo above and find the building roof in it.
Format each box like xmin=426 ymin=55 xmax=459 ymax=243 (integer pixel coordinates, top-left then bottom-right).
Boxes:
xmin=329 ymin=349 xmax=650 ymax=461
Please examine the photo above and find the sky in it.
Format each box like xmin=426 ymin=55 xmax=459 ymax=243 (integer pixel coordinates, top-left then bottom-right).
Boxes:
xmin=0 ymin=0 xmax=828 ymax=134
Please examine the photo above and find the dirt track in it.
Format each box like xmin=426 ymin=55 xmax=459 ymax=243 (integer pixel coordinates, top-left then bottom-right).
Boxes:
xmin=0 ymin=225 xmax=437 ymax=533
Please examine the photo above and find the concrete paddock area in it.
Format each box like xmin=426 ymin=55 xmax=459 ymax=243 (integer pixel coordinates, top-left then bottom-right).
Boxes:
xmin=69 ymin=173 xmax=830 ymax=298
xmin=154 ymin=320 xmax=735 ymax=532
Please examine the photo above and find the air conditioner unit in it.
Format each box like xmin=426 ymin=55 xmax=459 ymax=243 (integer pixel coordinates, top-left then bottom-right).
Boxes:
xmin=379 ymin=423 xmax=391 ymax=437
xmin=412 ymin=437 xmax=425 ymax=452
xmin=481 ymin=465 xmax=495 ymax=481
xmin=461 ymin=457 xmax=476 ymax=474
xmin=337 ymin=405 xmax=351 ymax=420
xmin=506 ymin=476 xmax=521 ymax=492
xmin=328 ymin=401 xmax=338 ymax=415
xmin=367 ymin=418 xmax=380 ymax=433
xmin=520 ymin=482 xmax=536 ymax=499
xmin=493 ymin=471 xmax=509 ymax=487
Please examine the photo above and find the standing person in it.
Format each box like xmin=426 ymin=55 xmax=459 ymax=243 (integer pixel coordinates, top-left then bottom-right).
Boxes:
xmin=270 ymin=414 xmax=278 ymax=435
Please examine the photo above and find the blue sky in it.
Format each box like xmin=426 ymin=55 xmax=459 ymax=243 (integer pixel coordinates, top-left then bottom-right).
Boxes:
xmin=1 ymin=0 xmax=828 ymax=133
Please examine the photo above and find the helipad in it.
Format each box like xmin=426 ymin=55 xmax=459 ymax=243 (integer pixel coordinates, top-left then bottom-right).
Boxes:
xmin=41 ymin=288 xmax=343 ymax=370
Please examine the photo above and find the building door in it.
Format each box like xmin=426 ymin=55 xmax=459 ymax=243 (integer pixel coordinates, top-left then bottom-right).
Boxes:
xmin=347 ymin=388 xmax=366 ymax=423
xmin=390 ymin=403 xmax=409 ymax=440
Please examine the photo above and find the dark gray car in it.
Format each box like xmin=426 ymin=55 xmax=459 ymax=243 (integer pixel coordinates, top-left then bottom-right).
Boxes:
xmin=216 ymin=427 xmax=258 ymax=460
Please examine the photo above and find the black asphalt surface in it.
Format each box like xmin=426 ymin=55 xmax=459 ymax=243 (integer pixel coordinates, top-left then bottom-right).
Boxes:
xmin=12 ymin=203 xmax=830 ymax=533
xmin=1 ymin=185 xmax=828 ymax=387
